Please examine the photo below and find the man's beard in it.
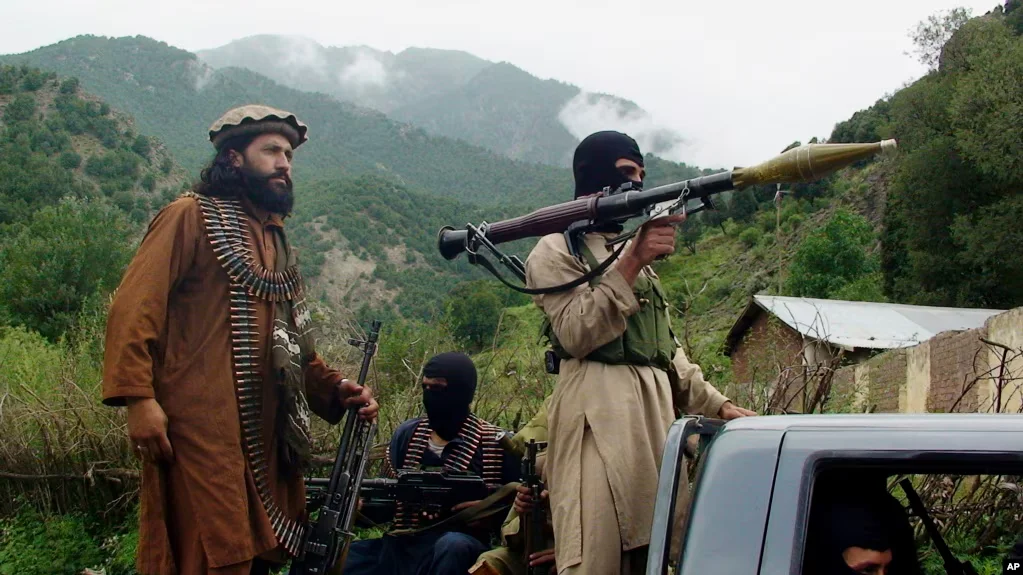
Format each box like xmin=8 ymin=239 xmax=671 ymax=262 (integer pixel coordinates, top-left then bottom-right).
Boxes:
xmin=240 ymin=166 xmax=294 ymax=216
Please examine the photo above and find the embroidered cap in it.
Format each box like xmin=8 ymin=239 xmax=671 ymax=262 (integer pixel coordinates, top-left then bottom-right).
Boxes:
xmin=208 ymin=104 xmax=309 ymax=151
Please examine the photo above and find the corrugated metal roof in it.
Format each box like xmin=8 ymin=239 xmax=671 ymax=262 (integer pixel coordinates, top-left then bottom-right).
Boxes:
xmin=739 ymin=295 xmax=1005 ymax=352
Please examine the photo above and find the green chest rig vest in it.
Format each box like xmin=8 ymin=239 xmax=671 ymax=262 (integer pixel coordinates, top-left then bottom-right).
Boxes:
xmin=541 ymin=239 xmax=678 ymax=371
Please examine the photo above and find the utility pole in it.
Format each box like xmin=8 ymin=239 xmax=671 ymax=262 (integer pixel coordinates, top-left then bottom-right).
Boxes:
xmin=774 ymin=184 xmax=792 ymax=294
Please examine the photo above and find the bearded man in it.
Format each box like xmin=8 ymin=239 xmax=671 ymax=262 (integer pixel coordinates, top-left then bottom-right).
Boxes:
xmin=524 ymin=131 xmax=756 ymax=574
xmin=343 ymin=352 xmax=521 ymax=575
xmin=102 ymin=105 xmax=379 ymax=575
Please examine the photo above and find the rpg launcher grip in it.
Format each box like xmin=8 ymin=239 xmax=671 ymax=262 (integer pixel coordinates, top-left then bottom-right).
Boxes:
xmin=288 ymin=320 xmax=381 ymax=575
xmin=436 ymin=140 xmax=896 ymax=293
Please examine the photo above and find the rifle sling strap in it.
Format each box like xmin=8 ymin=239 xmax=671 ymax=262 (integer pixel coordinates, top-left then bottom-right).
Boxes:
xmin=388 ymin=481 xmax=522 ymax=537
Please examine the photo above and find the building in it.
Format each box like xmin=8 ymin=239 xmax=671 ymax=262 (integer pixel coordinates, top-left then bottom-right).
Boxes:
xmin=722 ymin=295 xmax=1006 ymax=411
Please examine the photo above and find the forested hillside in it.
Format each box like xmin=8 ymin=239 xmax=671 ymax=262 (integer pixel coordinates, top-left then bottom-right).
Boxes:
xmin=830 ymin=6 xmax=1023 ymax=310
xmin=1 ymin=35 xmax=573 ymax=209
xmin=197 ymin=36 xmax=493 ymax=114
xmin=198 ymin=35 xmax=677 ymax=167
xmin=2 ymin=4 xmax=1022 ymax=573
xmin=0 ymin=65 xmax=188 ymax=341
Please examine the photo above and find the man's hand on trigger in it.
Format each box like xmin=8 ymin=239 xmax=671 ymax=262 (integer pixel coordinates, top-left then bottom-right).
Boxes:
xmin=618 ymin=213 xmax=687 ymax=284
xmin=337 ymin=378 xmax=379 ymax=422
xmin=126 ymin=397 xmax=174 ymax=463
xmin=718 ymin=401 xmax=757 ymax=420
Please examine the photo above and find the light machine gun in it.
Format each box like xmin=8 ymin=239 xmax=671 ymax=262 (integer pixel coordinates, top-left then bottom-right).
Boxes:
xmin=354 ymin=470 xmax=491 ymax=525
xmin=436 ymin=140 xmax=897 ymax=295
xmin=288 ymin=320 xmax=382 ymax=575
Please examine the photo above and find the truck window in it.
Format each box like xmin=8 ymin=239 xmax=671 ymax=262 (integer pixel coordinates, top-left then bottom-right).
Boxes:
xmin=800 ymin=468 xmax=1021 ymax=575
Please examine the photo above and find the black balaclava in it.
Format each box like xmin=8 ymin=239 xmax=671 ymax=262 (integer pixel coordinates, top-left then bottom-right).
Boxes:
xmin=422 ymin=352 xmax=478 ymax=441
xmin=572 ymin=131 xmax=645 ymax=233
xmin=809 ymin=497 xmax=898 ymax=575
xmin=572 ymin=130 xmax=645 ymax=200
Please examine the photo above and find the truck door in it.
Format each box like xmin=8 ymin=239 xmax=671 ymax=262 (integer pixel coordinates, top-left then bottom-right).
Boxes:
xmin=756 ymin=426 xmax=1023 ymax=575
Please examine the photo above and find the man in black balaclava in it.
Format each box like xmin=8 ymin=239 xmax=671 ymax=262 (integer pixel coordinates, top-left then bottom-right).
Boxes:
xmin=342 ymin=352 xmax=521 ymax=575
xmin=571 ymin=131 xmax=647 ymax=234
xmin=421 ymin=351 xmax=478 ymax=440
xmin=524 ymin=132 xmax=755 ymax=574
xmin=812 ymin=499 xmax=899 ymax=575
xmin=573 ymin=130 xmax=646 ymax=199
xmin=804 ymin=472 xmax=922 ymax=575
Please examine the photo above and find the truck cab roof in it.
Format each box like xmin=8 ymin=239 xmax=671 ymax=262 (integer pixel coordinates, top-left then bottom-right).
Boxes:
xmin=719 ymin=412 xmax=1023 ymax=433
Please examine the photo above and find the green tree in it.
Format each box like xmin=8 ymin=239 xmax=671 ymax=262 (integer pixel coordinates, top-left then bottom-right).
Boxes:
xmin=727 ymin=189 xmax=759 ymax=223
xmin=444 ymin=280 xmax=504 ymax=351
xmin=784 ymin=209 xmax=881 ymax=301
xmin=59 ymin=76 xmax=79 ymax=95
xmin=679 ymin=214 xmax=705 ymax=254
xmin=0 ymin=197 xmax=136 ymax=341
xmin=132 ymin=135 xmax=152 ymax=159
xmin=59 ymin=151 xmax=82 ymax=170
xmin=3 ymin=94 xmax=37 ymax=123
xmin=908 ymin=7 xmax=972 ymax=71
xmin=948 ymin=18 xmax=1023 ymax=187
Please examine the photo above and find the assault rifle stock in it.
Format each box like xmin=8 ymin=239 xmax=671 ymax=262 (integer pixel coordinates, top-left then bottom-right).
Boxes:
xmin=288 ymin=320 xmax=381 ymax=575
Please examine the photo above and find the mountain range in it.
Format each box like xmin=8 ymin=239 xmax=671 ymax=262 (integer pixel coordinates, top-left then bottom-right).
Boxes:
xmin=196 ymin=35 xmax=687 ymax=167
xmin=0 ymin=34 xmax=712 ymax=323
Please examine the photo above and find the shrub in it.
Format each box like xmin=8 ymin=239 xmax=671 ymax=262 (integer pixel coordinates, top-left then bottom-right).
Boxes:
xmin=59 ymin=151 xmax=82 ymax=170
xmin=739 ymin=227 xmax=763 ymax=248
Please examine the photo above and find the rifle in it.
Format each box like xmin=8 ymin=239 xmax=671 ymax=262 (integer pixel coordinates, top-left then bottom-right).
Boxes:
xmin=899 ymin=479 xmax=979 ymax=575
xmin=436 ymin=140 xmax=897 ymax=295
xmin=521 ymin=439 xmax=549 ymax=575
xmin=354 ymin=470 xmax=490 ymax=524
xmin=288 ymin=320 xmax=382 ymax=575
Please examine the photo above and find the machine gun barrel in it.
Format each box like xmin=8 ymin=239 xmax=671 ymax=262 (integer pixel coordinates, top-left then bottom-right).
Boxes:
xmin=437 ymin=140 xmax=896 ymax=261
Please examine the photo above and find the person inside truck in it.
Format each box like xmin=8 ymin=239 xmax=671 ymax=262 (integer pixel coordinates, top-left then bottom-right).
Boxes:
xmin=804 ymin=472 xmax=921 ymax=575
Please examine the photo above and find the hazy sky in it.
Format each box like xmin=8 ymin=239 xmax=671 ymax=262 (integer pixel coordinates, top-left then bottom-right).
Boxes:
xmin=1 ymin=0 xmax=999 ymax=168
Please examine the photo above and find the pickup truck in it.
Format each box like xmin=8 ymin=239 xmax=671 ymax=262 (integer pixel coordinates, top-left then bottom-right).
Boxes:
xmin=646 ymin=413 xmax=1023 ymax=575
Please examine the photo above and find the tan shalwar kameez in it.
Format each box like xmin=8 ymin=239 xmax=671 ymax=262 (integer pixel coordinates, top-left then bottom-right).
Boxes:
xmin=102 ymin=196 xmax=349 ymax=574
xmin=524 ymin=232 xmax=730 ymax=575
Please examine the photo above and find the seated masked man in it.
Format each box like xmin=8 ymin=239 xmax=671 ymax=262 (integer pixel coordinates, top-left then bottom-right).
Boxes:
xmin=471 ymin=396 xmax=558 ymax=575
xmin=342 ymin=352 xmax=521 ymax=575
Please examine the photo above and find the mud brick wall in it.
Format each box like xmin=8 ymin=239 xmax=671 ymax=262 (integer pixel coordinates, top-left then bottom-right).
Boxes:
xmin=864 ymin=349 xmax=907 ymax=413
xmin=828 ymin=363 xmax=861 ymax=411
xmin=730 ymin=306 xmax=1021 ymax=414
xmin=927 ymin=329 xmax=986 ymax=413
xmin=730 ymin=313 xmax=804 ymax=385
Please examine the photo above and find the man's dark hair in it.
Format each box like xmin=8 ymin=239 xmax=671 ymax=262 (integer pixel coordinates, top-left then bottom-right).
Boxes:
xmin=191 ymin=134 xmax=256 ymax=199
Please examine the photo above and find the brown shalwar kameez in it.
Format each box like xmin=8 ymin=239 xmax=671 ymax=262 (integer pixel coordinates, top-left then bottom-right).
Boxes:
xmin=525 ymin=232 xmax=730 ymax=575
xmin=102 ymin=195 xmax=348 ymax=574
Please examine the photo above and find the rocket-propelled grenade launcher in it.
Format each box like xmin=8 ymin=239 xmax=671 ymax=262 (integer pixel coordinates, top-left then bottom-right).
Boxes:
xmin=436 ymin=140 xmax=897 ymax=295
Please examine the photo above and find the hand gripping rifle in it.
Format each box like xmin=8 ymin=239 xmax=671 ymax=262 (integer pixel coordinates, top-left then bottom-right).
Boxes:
xmin=522 ymin=439 xmax=549 ymax=575
xmin=436 ymin=140 xmax=897 ymax=295
xmin=288 ymin=320 xmax=382 ymax=575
